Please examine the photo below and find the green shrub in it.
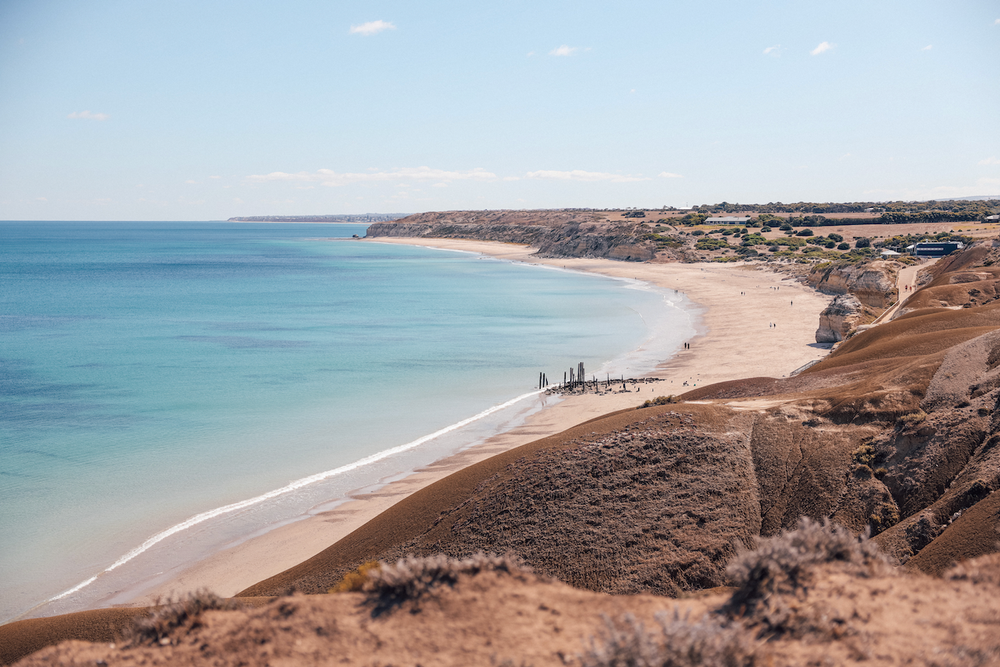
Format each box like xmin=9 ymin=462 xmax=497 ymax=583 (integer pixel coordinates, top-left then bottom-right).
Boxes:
xmin=837 ymin=243 xmax=850 ymax=250
xmin=696 ymin=237 xmax=730 ymax=251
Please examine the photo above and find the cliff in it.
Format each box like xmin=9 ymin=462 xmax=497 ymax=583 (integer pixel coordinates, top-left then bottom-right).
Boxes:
xmin=806 ymin=260 xmax=899 ymax=309
xmin=366 ymin=210 xmax=687 ymax=262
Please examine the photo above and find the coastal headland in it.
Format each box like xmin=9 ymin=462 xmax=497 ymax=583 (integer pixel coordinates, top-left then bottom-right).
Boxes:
xmin=5 ymin=218 xmax=1000 ymax=665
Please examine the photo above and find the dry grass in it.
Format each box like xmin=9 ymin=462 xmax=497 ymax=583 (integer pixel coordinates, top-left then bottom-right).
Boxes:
xmin=724 ymin=518 xmax=889 ymax=633
xmin=123 ymin=590 xmax=242 ymax=646
xmin=327 ymin=560 xmax=381 ymax=593
xmin=945 ymin=552 xmax=1000 ymax=586
xmin=580 ymin=612 xmax=759 ymax=667
xmin=640 ymin=396 xmax=679 ymax=408
xmin=363 ymin=553 xmax=530 ymax=615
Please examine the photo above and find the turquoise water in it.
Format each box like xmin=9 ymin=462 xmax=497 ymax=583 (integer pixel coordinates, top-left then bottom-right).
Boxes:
xmin=0 ymin=222 xmax=695 ymax=622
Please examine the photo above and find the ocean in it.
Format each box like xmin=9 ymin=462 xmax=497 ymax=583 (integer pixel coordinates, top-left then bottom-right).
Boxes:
xmin=0 ymin=221 xmax=696 ymax=622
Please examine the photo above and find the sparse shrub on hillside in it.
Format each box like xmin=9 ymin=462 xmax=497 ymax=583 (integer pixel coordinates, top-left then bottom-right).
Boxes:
xmin=364 ymin=553 xmax=530 ymax=615
xmin=898 ymin=411 xmax=928 ymax=427
xmin=640 ymin=396 xmax=677 ymax=408
xmin=724 ymin=518 xmax=888 ymax=632
xmin=851 ymin=442 xmax=877 ymax=467
xmin=329 ymin=561 xmax=381 ymax=593
xmin=581 ymin=612 xmax=759 ymax=667
xmin=868 ymin=502 xmax=901 ymax=536
xmin=852 ymin=464 xmax=874 ymax=480
xmin=124 ymin=590 xmax=242 ymax=646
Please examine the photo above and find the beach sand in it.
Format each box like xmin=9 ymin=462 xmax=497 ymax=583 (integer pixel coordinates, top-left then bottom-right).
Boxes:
xmin=125 ymin=239 xmax=834 ymax=606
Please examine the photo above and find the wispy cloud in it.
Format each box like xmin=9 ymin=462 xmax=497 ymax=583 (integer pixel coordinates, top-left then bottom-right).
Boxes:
xmin=763 ymin=45 xmax=780 ymax=56
xmin=526 ymin=169 xmax=649 ymax=183
xmin=350 ymin=20 xmax=395 ymax=36
xmin=658 ymin=172 xmax=683 ymax=179
xmin=995 ymin=18 xmax=1000 ymax=25
xmin=980 ymin=156 xmax=1000 ymax=166
xmin=921 ymin=44 xmax=933 ymax=51
xmin=248 ymin=166 xmax=497 ymax=187
xmin=550 ymin=45 xmax=579 ymax=57
xmin=67 ymin=110 xmax=109 ymax=121
xmin=810 ymin=41 xmax=833 ymax=56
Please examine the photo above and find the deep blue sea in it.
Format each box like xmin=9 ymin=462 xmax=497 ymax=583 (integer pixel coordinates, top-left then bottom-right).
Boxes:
xmin=0 ymin=221 xmax=695 ymax=622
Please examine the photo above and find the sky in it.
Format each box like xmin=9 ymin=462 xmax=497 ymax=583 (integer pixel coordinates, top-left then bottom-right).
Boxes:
xmin=1 ymin=0 xmax=998 ymax=220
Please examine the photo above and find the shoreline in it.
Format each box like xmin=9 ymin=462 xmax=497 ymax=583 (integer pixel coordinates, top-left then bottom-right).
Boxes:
xmin=55 ymin=240 xmax=835 ymax=612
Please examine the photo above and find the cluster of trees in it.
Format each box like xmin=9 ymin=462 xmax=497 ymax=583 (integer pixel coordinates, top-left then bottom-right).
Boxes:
xmin=685 ymin=199 xmax=998 ymax=217
xmin=871 ymin=231 xmax=972 ymax=249
xmin=878 ymin=211 xmax=983 ymax=224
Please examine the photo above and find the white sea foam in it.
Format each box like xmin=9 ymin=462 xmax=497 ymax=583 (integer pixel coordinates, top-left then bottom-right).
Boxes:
xmin=47 ymin=388 xmax=543 ymax=603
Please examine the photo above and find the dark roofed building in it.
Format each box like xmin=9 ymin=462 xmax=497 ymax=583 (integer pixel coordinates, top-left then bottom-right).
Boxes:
xmin=908 ymin=241 xmax=965 ymax=256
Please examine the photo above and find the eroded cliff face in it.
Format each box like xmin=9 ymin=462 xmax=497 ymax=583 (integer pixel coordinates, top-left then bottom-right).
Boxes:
xmin=365 ymin=211 xmax=686 ymax=262
xmin=815 ymin=294 xmax=865 ymax=343
xmin=806 ymin=261 xmax=899 ymax=308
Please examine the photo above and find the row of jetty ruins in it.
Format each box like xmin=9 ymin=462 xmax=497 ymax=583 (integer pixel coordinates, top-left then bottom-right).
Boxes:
xmin=539 ymin=362 xmax=665 ymax=396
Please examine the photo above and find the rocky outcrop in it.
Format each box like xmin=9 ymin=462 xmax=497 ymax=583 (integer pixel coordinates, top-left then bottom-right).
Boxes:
xmin=815 ymin=294 xmax=864 ymax=343
xmin=806 ymin=260 xmax=899 ymax=308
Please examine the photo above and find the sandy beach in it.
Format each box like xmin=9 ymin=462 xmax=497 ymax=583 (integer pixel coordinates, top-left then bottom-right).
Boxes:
xmin=126 ymin=239 xmax=834 ymax=606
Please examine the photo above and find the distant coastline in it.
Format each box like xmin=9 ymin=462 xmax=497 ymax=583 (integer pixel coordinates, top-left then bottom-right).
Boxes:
xmin=226 ymin=214 xmax=408 ymax=223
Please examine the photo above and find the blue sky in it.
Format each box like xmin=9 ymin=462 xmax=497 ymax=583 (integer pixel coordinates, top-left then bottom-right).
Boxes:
xmin=1 ymin=0 xmax=998 ymax=220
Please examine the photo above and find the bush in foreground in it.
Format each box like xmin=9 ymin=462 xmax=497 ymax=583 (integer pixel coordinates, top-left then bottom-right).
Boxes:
xmin=363 ymin=553 xmax=531 ymax=615
xmin=124 ymin=591 xmax=242 ymax=646
xmin=723 ymin=518 xmax=888 ymax=633
xmin=581 ymin=612 xmax=758 ymax=667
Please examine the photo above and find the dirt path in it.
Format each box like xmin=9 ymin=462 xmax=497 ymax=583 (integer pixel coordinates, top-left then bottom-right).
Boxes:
xmin=883 ymin=258 xmax=939 ymax=321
